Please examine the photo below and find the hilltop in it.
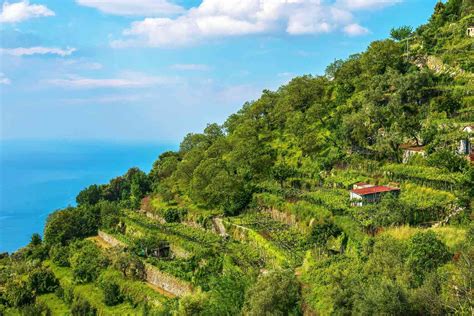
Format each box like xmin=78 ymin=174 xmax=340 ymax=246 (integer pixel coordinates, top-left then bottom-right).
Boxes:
xmin=1 ymin=1 xmax=473 ymax=315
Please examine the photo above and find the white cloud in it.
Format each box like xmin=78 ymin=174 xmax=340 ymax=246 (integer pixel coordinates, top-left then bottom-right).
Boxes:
xmin=75 ymin=0 xmax=183 ymax=16
xmin=337 ymin=0 xmax=402 ymax=10
xmin=46 ymin=72 xmax=178 ymax=89
xmin=0 ymin=73 xmax=11 ymax=85
xmin=344 ymin=23 xmax=370 ymax=36
xmin=111 ymin=0 xmax=398 ymax=47
xmin=111 ymin=0 xmax=366 ymax=47
xmin=0 ymin=1 xmax=54 ymax=23
xmin=171 ymin=64 xmax=210 ymax=71
xmin=63 ymin=60 xmax=103 ymax=70
xmin=0 ymin=46 xmax=76 ymax=57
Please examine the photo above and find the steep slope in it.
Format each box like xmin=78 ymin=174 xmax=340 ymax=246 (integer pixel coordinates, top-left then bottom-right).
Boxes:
xmin=1 ymin=1 xmax=473 ymax=315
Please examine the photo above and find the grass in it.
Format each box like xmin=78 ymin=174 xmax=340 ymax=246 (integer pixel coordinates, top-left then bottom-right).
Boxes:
xmin=45 ymin=261 xmax=145 ymax=316
xmin=37 ymin=293 xmax=70 ymax=315
xmin=382 ymin=225 xmax=467 ymax=250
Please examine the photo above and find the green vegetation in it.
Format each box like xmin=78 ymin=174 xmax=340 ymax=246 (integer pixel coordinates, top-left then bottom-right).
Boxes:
xmin=1 ymin=1 xmax=473 ymax=314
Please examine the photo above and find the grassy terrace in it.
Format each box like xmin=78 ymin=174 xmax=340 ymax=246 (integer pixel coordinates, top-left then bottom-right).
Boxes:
xmin=109 ymin=211 xmax=265 ymax=281
xmin=45 ymin=261 xmax=141 ymax=315
xmin=36 ymin=294 xmax=70 ymax=315
xmin=225 ymin=212 xmax=311 ymax=267
xmin=123 ymin=210 xmax=221 ymax=256
xmin=147 ymin=196 xmax=222 ymax=222
xmin=382 ymin=225 xmax=468 ymax=250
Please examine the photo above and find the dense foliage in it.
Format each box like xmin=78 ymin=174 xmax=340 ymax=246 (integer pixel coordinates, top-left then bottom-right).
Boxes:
xmin=1 ymin=1 xmax=472 ymax=314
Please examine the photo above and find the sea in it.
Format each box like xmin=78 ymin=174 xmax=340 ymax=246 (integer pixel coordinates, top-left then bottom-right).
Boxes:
xmin=0 ymin=140 xmax=176 ymax=253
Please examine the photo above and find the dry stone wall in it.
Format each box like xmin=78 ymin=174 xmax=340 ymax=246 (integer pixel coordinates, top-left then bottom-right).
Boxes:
xmin=145 ymin=264 xmax=192 ymax=297
xmin=98 ymin=230 xmax=126 ymax=248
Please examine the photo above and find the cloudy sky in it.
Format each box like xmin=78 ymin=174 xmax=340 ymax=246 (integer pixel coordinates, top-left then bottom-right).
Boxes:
xmin=0 ymin=0 xmax=438 ymax=142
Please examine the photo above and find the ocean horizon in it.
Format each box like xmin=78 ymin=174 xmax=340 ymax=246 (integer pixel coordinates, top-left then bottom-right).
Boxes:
xmin=0 ymin=139 xmax=176 ymax=253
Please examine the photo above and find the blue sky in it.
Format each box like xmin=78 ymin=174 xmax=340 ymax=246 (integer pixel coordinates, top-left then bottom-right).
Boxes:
xmin=0 ymin=0 xmax=438 ymax=142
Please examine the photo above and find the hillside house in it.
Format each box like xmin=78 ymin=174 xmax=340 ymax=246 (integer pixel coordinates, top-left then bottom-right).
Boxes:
xmin=401 ymin=144 xmax=426 ymax=163
xmin=350 ymin=184 xmax=400 ymax=206
xmin=467 ymin=27 xmax=474 ymax=37
xmin=458 ymin=125 xmax=473 ymax=162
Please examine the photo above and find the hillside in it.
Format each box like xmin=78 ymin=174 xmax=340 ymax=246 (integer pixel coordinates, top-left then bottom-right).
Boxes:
xmin=1 ymin=1 xmax=473 ymax=315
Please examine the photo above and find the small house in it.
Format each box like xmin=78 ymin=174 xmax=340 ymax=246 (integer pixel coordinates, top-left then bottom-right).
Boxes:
xmin=467 ymin=27 xmax=474 ymax=37
xmin=458 ymin=125 xmax=473 ymax=162
xmin=401 ymin=144 xmax=426 ymax=163
xmin=350 ymin=184 xmax=400 ymax=206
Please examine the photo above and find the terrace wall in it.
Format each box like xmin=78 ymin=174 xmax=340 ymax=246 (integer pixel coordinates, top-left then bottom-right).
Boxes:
xmin=145 ymin=264 xmax=192 ymax=297
xmin=98 ymin=230 xmax=126 ymax=248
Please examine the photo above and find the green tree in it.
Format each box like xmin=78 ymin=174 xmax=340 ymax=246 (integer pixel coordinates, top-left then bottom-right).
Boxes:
xmin=71 ymin=297 xmax=96 ymax=316
xmin=70 ymin=242 xmax=106 ymax=283
xmin=29 ymin=233 xmax=42 ymax=246
xmin=4 ymin=279 xmax=35 ymax=307
xmin=76 ymin=184 xmax=102 ymax=206
xmin=390 ymin=26 xmax=413 ymax=41
xmin=243 ymin=270 xmax=301 ymax=316
xmin=44 ymin=206 xmax=99 ymax=245
xmin=309 ymin=219 xmax=342 ymax=249
xmin=101 ymin=281 xmax=123 ymax=306
xmin=27 ymin=268 xmax=59 ymax=294
xmin=407 ymin=231 xmax=451 ymax=285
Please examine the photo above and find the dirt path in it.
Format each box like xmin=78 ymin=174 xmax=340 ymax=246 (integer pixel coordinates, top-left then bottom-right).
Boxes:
xmin=146 ymin=283 xmax=176 ymax=298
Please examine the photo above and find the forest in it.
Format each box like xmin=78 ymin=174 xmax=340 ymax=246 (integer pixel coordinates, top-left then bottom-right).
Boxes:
xmin=1 ymin=0 xmax=473 ymax=315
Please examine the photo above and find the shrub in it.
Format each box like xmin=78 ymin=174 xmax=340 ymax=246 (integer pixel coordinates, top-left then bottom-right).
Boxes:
xmin=71 ymin=297 xmax=96 ymax=316
xmin=19 ymin=302 xmax=51 ymax=316
xmin=243 ymin=270 xmax=301 ymax=316
xmin=113 ymin=252 xmax=146 ymax=280
xmin=70 ymin=242 xmax=106 ymax=283
xmin=163 ymin=208 xmax=187 ymax=223
xmin=309 ymin=219 xmax=342 ymax=248
xmin=27 ymin=268 xmax=59 ymax=294
xmin=49 ymin=244 xmax=70 ymax=267
xmin=407 ymin=231 xmax=452 ymax=285
xmin=76 ymin=184 xmax=103 ymax=206
xmin=44 ymin=207 xmax=99 ymax=245
xmin=4 ymin=279 xmax=35 ymax=307
xmin=101 ymin=281 xmax=123 ymax=306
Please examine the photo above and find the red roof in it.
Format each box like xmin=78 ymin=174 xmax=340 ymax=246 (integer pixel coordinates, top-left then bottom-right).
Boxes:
xmin=351 ymin=185 xmax=400 ymax=196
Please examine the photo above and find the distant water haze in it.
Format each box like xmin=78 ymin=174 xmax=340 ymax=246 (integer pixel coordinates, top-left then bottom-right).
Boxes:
xmin=0 ymin=140 xmax=176 ymax=252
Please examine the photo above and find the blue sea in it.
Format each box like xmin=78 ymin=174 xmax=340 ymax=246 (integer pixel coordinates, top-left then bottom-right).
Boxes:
xmin=0 ymin=140 xmax=176 ymax=253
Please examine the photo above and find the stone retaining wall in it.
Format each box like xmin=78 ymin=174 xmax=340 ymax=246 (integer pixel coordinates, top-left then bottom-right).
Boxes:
xmin=142 ymin=211 xmax=166 ymax=224
xmin=145 ymin=264 xmax=192 ymax=297
xmin=264 ymin=207 xmax=298 ymax=226
xmin=98 ymin=230 xmax=126 ymax=248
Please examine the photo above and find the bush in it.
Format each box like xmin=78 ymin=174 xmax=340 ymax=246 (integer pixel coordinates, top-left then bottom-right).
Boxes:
xmin=407 ymin=231 xmax=452 ymax=285
xmin=44 ymin=207 xmax=99 ymax=245
xmin=55 ymin=284 xmax=75 ymax=305
xmin=70 ymin=242 xmax=106 ymax=283
xmin=71 ymin=297 xmax=96 ymax=316
xmin=113 ymin=252 xmax=146 ymax=280
xmin=243 ymin=270 xmax=301 ymax=316
xmin=101 ymin=281 xmax=123 ymax=306
xmin=49 ymin=244 xmax=70 ymax=267
xmin=76 ymin=184 xmax=103 ymax=206
xmin=4 ymin=279 xmax=35 ymax=307
xmin=163 ymin=208 xmax=187 ymax=223
xmin=309 ymin=219 xmax=342 ymax=248
xmin=19 ymin=302 xmax=51 ymax=316
xmin=427 ymin=149 xmax=468 ymax=173
xmin=27 ymin=268 xmax=59 ymax=294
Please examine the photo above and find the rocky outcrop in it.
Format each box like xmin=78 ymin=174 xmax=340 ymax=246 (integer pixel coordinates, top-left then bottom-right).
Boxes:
xmin=211 ymin=217 xmax=228 ymax=237
xmin=145 ymin=264 xmax=192 ymax=297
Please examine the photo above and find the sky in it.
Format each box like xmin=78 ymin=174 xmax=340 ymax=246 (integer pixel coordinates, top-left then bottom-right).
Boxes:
xmin=0 ymin=0 xmax=439 ymax=143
